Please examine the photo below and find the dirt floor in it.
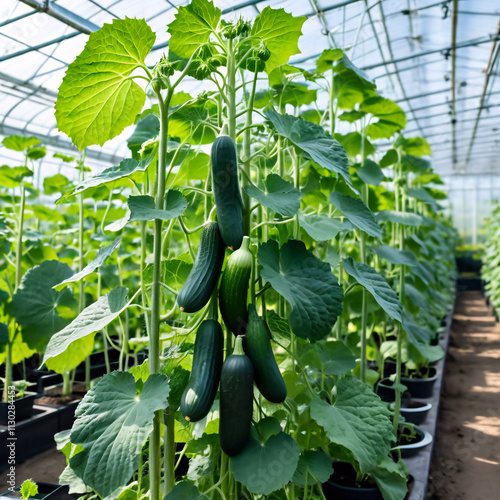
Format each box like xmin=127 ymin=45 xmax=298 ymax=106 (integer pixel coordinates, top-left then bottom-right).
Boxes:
xmin=428 ymin=290 xmax=500 ymax=499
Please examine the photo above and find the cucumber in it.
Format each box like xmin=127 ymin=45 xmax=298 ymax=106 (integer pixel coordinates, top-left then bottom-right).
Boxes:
xmin=180 ymin=319 xmax=223 ymax=422
xmin=177 ymin=221 xmax=225 ymax=313
xmin=211 ymin=135 xmax=244 ymax=250
xmin=219 ymin=336 xmax=254 ymax=456
xmin=219 ymin=236 xmax=253 ymax=335
xmin=244 ymin=304 xmax=287 ymax=404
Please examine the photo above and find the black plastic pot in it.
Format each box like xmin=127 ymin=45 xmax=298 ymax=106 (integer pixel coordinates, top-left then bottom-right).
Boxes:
xmin=401 ymin=366 xmax=438 ymax=399
xmin=0 ymin=482 xmax=70 ymax=499
xmin=399 ymin=401 xmax=432 ymax=426
xmin=0 ymin=391 xmax=39 ymax=425
xmin=322 ymin=462 xmax=383 ymax=500
xmin=383 ymin=358 xmax=397 ymax=377
xmin=375 ymin=378 xmax=411 ymax=405
xmin=398 ymin=425 xmax=433 ymax=458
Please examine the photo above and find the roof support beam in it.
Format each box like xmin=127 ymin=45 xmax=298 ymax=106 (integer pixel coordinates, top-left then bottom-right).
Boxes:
xmin=451 ymin=0 xmax=458 ymax=167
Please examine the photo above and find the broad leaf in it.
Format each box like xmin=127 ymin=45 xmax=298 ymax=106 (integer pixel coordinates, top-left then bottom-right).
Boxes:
xmin=127 ymin=114 xmax=160 ymax=157
xmin=43 ymin=287 xmax=129 ymax=367
xmin=310 ymin=373 xmax=394 ymax=473
xmin=342 ymin=257 xmax=403 ymax=322
xmin=44 ymin=174 xmax=72 ymax=195
xmin=2 ymin=135 xmax=40 ymax=152
xmin=245 ymin=174 xmax=302 ymax=217
xmin=230 ymin=432 xmax=300 ymax=495
xmin=251 ymin=7 xmax=306 ymax=74
xmin=406 ymin=187 xmax=437 ymax=208
xmin=265 ymin=110 xmax=354 ymax=191
xmin=55 ymin=18 xmax=155 ymax=150
xmin=316 ymin=48 xmax=344 ymax=73
xmin=361 ymin=96 xmax=406 ymax=139
xmin=375 ymin=210 xmax=424 ymax=227
xmin=298 ymin=213 xmax=352 ymax=241
xmin=57 ymin=156 xmax=154 ymax=203
xmin=319 ymin=340 xmax=357 ymax=376
xmin=55 ymin=237 xmax=122 ymax=287
xmin=329 ymin=192 xmax=382 ymax=239
xmin=0 ymin=166 xmax=33 ymax=188
xmin=371 ymin=245 xmax=418 ymax=267
xmin=128 ymin=191 xmax=188 ymax=222
xmin=357 ymin=160 xmax=383 ymax=186
xmin=258 ymin=240 xmax=343 ymax=342
xmin=370 ymin=456 xmax=408 ymax=500
xmin=165 ymin=481 xmax=209 ymax=500
xmin=402 ymin=311 xmax=444 ymax=362
xmin=12 ymin=260 xmax=75 ymax=351
xmin=144 ymin=259 xmax=193 ymax=291
xmin=70 ymin=371 xmax=169 ymax=498
xmin=292 ymin=450 xmax=333 ymax=487
xmin=395 ymin=136 xmax=432 ymax=156
xmin=379 ymin=149 xmax=398 ymax=168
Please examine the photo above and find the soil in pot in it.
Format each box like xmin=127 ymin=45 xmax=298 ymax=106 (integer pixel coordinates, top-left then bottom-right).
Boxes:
xmin=399 ymin=400 xmax=432 ymax=426
xmin=35 ymin=384 xmax=86 ymax=406
xmin=401 ymin=366 xmax=438 ymax=398
xmin=398 ymin=425 xmax=433 ymax=458
xmin=322 ymin=462 xmax=383 ymax=500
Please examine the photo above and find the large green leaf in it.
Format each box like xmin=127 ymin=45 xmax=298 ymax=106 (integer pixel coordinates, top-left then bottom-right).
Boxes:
xmin=257 ymin=240 xmax=343 ymax=342
xmin=230 ymin=431 xmax=300 ymax=495
xmin=70 ymin=371 xmax=169 ymax=498
xmin=319 ymin=340 xmax=357 ymax=376
xmin=265 ymin=110 xmax=354 ymax=191
xmin=342 ymin=257 xmax=403 ymax=323
xmin=55 ymin=18 xmax=155 ymax=150
xmin=356 ymin=160 xmax=384 ymax=186
xmin=55 ymin=237 xmax=122 ymax=287
xmin=310 ymin=373 xmax=394 ymax=474
xmin=0 ymin=166 xmax=33 ymax=188
xmin=251 ymin=7 xmax=305 ymax=74
xmin=375 ymin=210 xmax=424 ymax=227
xmin=167 ymin=0 xmax=221 ymax=58
xmin=57 ymin=156 xmax=154 ymax=204
xmin=406 ymin=187 xmax=438 ymax=208
xmin=292 ymin=450 xmax=333 ymax=487
xmin=329 ymin=192 xmax=382 ymax=239
xmin=12 ymin=260 xmax=75 ymax=351
xmin=298 ymin=213 xmax=352 ymax=241
xmin=2 ymin=135 xmax=40 ymax=152
xmin=395 ymin=136 xmax=432 ymax=156
xmin=371 ymin=245 xmax=418 ymax=267
xmin=165 ymin=481 xmax=209 ymax=500
xmin=127 ymin=114 xmax=160 ymax=157
xmin=43 ymin=287 xmax=129 ymax=368
xmin=402 ymin=311 xmax=444 ymax=362
xmin=144 ymin=259 xmax=193 ymax=291
xmin=128 ymin=191 xmax=188 ymax=222
xmin=361 ymin=96 xmax=407 ymax=139
xmin=370 ymin=457 xmax=408 ymax=500
xmin=245 ymin=174 xmax=302 ymax=217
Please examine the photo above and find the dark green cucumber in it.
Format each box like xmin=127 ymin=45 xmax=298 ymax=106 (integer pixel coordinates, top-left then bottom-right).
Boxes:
xmin=219 ymin=336 xmax=254 ymax=456
xmin=244 ymin=304 xmax=287 ymax=404
xmin=219 ymin=236 xmax=252 ymax=335
xmin=180 ymin=319 xmax=223 ymax=422
xmin=210 ymin=135 xmax=244 ymax=250
xmin=177 ymin=221 xmax=225 ymax=313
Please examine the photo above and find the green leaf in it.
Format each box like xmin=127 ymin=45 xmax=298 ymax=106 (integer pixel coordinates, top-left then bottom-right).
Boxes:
xmin=395 ymin=136 xmax=432 ymax=156
xmin=375 ymin=210 xmax=424 ymax=227
xmin=167 ymin=0 xmax=220 ymax=58
xmin=251 ymin=7 xmax=306 ymax=74
xmin=46 ymin=336 xmax=95 ymax=376
xmin=402 ymin=154 xmax=431 ymax=174
xmin=406 ymin=187 xmax=437 ymax=208
xmin=12 ymin=260 xmax=75 ymax=351
xmin=310 ymin=373 xmax=393 ymax=474
xmin=379 ymin=149 xmax=398 ymax=168
xmin=371 ymin=245 xmax=418 ymax=267
xmin=127 ymin=113 xmax=160 ymax=157
xmin=338 ymin=110 xmax=366 ymax=123
xmin=144 ymin=259 xmax=193 ymax=291
xmin=43 ymin=287 xmax=129 ymax=367
xmin=292 ymin=450 xmax=333 ymax=487
xmin=27 ymin=146 xmax=47 ymax=160
xmin=44 ymin=174 xmax=72 ymax=195
xmin=258 ymin=240 xmax=344 ymax=342
xmin=53 ymin=152 xmax=76 ymax=163
xmin=329 ymin=192 xmax=382 ymax=239
xmin=55 ymin=18 xmax=155 ymax=150
xmin=265 ymin=310 xmax=291 ymax=350
xmin=128 ymin=191 xmax=188 ymax=222
xmin=20 ymin=479 xmax=38 ymax=500
xmin=0 ymin=165 xmax=33 ymax=188
xmin=342 ymin=257 xmax=403 ymax=323
xmin=316 ymin=48 xmax=344 ymax=73
xmin=319 ymin=340 xmax=357 ymax=376
xmin=169 ymin=97 xmax=217 ymax=144
xmin=357 ymin=160 xmax=384 ymax=186
xmin=230 ymin=432 xmax=300 ymax=495
xmin=2 ymin=135 xmax=40 ymax=152
xmin=402 ymin=311 xmax=444 ymax=362
xmin=361 ymin=96 xmax=406 ymax=139
xmin=164 ymin=480 xmax=209 ymax=500
xmin=55 ymin=237 xmax=122 ymax=287
xmin=298 ymin=213 xmax=352 ymax=241
xmin=265 ymin=110 xmax=354 ymax=192
xmin=70 ymin=371 xmax=169 ymax=498
xmin=335 ymin=132 xmax=376 ymax=158
xmin=57 ymin=156 xmax=154 ymax=203
xmin=245 ymin=174 xmax=302 ymax=217
xmin=371 ymin=456 xmax=408 ymax=500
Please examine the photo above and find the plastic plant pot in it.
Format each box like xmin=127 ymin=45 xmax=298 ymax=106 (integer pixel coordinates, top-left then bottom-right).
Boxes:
xmin=0 ymin=391 xmax=39 ymax=425
xmin=401 ymin=366 xmax=438 ymax=399
xmin=398 ymin=425 xmax=433 ymax=458
xmin=399 ymin=400 xmax=432 ymax=426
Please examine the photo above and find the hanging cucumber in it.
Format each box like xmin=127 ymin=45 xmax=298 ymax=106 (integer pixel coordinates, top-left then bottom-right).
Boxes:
xmin=219 ymin=335 xmax=254 ymax=456
xmin=244 ymin=304 xmax=287 ymax=404
xmin=219 ymin=236 xmax=252 ymax=335
xmin=211 ymin=135 xmax=244 ymax=250
xmin=177 ymin=221 xmax=225 ymax=313
xmin=180 ymin=319 xmax=224 ymax=422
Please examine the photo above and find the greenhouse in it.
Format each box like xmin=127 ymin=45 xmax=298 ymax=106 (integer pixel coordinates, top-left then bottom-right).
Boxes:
xmin=0 ymin=0 xmax=499 ymax=498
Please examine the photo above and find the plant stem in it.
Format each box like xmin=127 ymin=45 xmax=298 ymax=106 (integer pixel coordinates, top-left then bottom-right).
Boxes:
xmin=150 ymin=87 xmax=173 ymax=500
xmin=15 ymin=183 xmax=25 ymax=289
xmin=360 ymin=231 xmax=368 ymax=384
xmin=98 ymin=270 xmax=111 ymax=374
xmin=62 ymin=371 xmax=72 ymax=395
xmin=163 ymin=408 xmax=175 ymax=496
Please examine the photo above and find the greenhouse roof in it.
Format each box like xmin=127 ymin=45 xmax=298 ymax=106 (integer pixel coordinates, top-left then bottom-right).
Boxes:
xmin=1 ymin=0 xmax=499 ymax=176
